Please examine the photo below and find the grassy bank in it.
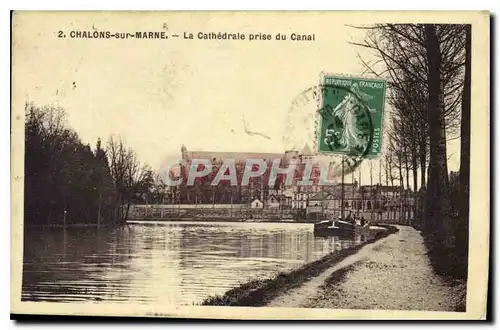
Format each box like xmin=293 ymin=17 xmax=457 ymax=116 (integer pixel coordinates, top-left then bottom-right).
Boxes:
xmin=421 ymin=232 xmax=468 ymax=312
xmin=200 ymin=225 xmax=399 ymax=307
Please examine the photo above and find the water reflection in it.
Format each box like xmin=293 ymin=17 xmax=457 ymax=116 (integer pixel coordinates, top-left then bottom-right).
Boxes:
xmin=22 ymin=221 xmax=363 ymax=305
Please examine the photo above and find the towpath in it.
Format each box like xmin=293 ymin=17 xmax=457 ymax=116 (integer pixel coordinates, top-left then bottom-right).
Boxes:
xmin=266 ymin=226 xmax=464 ymax=311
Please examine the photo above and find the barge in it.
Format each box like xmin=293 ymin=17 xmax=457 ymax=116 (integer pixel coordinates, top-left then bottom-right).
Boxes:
xmin=313 ymin=218 xmax=356 ymax=236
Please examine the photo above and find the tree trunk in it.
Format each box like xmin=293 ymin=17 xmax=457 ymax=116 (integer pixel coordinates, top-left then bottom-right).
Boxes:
xmin=404 ymin=144 xmax=411 ymax=222
xmin=384 ymin=160 xmax=389 ymax=187
xmin=116 ymin=195 xmax=123 ymax=224
xmin=125 ymin=202 xmax=131 ymax=222
xmin=411 ymin=137 xmax=419 ymax=227
xmin=398 ymin=153 xmax=404 ymax=223
xmin=97 ymin=192 xmax=102 ymax=227
xmin=424 ymin=24 xmax=451 ymax=241
xmin=419 ymin=122 xmax=427 ymax=189
xmin=458 ymin=24 xmax=471 ymax=257
xmin=398 ymin=154 xmax=404 ymax=190
xmin=404 ymin=150 xmax=410 ymax=192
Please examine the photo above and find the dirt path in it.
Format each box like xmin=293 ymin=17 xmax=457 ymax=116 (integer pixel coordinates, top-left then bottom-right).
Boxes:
xmin=266 ymin=226 xmax=463 ymax=311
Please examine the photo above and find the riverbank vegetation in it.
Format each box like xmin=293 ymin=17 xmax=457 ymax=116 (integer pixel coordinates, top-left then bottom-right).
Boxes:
xmin=353 ymin=24 xmax=471 ymax=283
xmin=24 ymin=103 xmax=154 ymax=227
xmin=201 ymin=226 xmax=398 ymax=306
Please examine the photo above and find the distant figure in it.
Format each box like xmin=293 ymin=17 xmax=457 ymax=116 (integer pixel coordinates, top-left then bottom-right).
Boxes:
xmin=361 ymin=216 xmax=366 ymax=227
xmin=346 ymin=212 xmax=354 ymax=224
xmin=353 ymin=214 xmax=360 ymax=226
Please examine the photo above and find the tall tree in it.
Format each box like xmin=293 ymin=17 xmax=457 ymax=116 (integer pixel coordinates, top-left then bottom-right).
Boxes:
xmin=457 ymin=24 xmax=471 ymax=259
xmin=424 ymin=24 xmax=451 ymax=239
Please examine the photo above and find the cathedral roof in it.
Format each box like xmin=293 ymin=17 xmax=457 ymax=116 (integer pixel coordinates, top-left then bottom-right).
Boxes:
xmin=184 ymin=150 xmax=284 ymax=162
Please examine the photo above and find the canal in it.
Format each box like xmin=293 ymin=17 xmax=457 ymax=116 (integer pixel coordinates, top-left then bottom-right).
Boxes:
xmin=22 ymin=221 xmax=365 ymax=306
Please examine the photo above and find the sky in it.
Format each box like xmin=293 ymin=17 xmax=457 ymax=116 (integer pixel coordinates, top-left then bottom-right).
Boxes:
xmin=13 ymin=12 xmax=461 ymax=189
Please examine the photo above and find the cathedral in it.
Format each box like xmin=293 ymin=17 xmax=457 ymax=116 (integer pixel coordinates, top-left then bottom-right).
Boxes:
xmin=167 ymin=144 xmax=324 ymax=205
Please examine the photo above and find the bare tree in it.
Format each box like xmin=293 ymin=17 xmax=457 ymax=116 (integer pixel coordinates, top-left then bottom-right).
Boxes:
xmin=107 ymin=136 xmax=153 ymax=222
xmin=151 ymin=173 xmax=166 ymax=204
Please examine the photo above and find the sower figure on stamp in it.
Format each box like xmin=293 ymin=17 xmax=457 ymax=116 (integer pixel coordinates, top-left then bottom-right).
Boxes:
xmin=327 ymin=83 xmax=376 ymax=153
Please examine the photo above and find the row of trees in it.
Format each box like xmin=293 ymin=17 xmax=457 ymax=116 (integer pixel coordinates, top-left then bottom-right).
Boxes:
xmin=354 ymin=24 xmax=470 ymax=277
xmin=24 ymin=103 xmax=153 ymax=227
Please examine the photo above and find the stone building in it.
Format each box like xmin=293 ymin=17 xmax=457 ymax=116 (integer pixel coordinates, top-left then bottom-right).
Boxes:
xmin=172 ymin=145 xmax=296 ymax=205
xmin=166 ymin=144 xmax=341 ymax=207
xmin=305 ymin=183 xmax=415 ymax=222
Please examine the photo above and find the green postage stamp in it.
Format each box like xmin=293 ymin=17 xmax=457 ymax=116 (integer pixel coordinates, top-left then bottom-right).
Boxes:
xmin=317 ymin=75 xmax=387 ymax=158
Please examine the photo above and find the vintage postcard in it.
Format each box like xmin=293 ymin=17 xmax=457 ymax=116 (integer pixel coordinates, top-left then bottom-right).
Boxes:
xmin=11 ymin=11 xmax=490 ymax=320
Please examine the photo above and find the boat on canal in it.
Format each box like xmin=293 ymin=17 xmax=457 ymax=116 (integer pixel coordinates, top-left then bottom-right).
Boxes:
xmin=313 ymin=217 xmax=356 ymax=236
